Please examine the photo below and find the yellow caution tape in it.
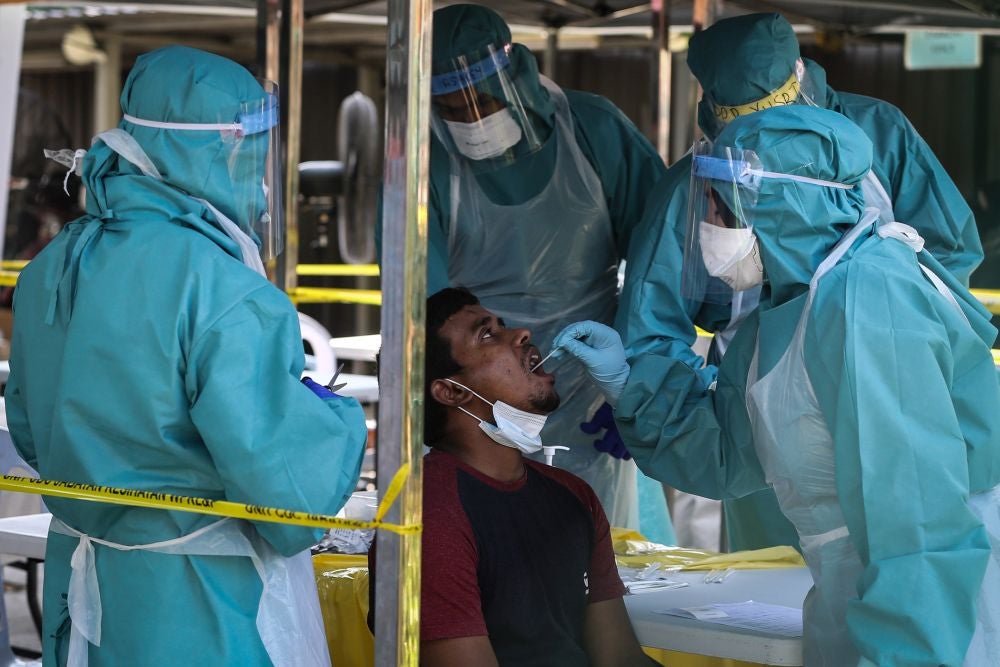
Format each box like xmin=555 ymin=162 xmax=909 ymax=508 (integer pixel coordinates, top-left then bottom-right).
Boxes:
xmin=0 ymin=464 xmax=420 ymax=535
xmin=287 ymin=287 xmax=382 ymax=306
xmin=0 ymin=260 xmax=28 ymax=271
xmin=712 ymin=72 xmax=800 ymax=124
xmin=297 ymin=264 xmax=380 ymax=277
xmin=0 ymin=270 xmax=20 ymax=287
xmin=971 ymin=289 xmax=1000 ymax=315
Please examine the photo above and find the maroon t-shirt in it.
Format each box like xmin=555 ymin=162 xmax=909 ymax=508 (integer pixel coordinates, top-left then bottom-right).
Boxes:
xmin=416 ymin=449 xmax=625 ymax=665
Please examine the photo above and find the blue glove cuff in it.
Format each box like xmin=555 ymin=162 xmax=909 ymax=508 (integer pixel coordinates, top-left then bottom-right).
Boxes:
xmin=302 ymin=377 xmax=340 ymax=400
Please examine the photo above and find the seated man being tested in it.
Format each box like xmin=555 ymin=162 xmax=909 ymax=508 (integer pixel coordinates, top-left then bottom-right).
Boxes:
xmin=371 ymin=287 xmax=655 ymax=667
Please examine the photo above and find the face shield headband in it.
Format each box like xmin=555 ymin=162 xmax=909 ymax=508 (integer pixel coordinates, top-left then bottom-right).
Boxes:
xmin=122 ymin=92 xmax=279 ymax=136
xmin=431 ymin=47 xmax=512 ymax=95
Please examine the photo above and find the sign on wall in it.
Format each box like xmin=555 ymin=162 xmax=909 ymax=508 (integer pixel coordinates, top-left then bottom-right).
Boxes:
xmin=905 ymin=31 xmax=982 ymax=70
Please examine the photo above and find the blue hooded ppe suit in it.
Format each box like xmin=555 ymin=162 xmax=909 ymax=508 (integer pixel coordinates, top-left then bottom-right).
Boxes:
xmin=378 ymin=4 xmax=670 ymax=535
xmin=615 ymin=12 xmax=983 ymax=550
xmin=617 ymin=104 xmax=1000 ymax=665
xmin=6 ymin=46 xmax=368 ymax=665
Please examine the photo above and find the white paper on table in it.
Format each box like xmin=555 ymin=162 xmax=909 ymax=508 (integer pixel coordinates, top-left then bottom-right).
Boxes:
xmin=625 ymin=580 xmax=689 ymax=594
xmin=655 ymin=600 xmax=802 ymax=637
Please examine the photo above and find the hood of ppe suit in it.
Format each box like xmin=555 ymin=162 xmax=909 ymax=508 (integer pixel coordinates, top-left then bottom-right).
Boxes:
xmin=711 ymin=105 xmax=871 ymax=306
xmin=689 ymin=13 xmax=799 ymax=107
xmin=690 ymin=14 xmax=828 ymax=139
xmin=82 ymin=45 xmax=268 ymax=245
xmin=431 ymin=4 xmax=555 ymax=135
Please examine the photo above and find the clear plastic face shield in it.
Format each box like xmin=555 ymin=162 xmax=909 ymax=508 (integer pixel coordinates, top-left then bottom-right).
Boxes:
xmin=701 ymin=59 xmax=822 ymax=139
xmin=226 ymin=80 xmax=283 ymax=260
xmin=430 ymin=43 xmax=546 ymax=164
xmin=683 ymin=140 xmax=859 ymax=302
xmin=683 ymin=143 xmax=765 ymax=303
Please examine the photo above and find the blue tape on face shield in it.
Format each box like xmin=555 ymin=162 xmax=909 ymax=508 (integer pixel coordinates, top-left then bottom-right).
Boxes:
xmin=692 ymin=155 xmax=759 ymax=187
xmin=431 ymin=48 xmax=512 ymax=95
xmin=236 ymin=93 xmax=279 ymax=135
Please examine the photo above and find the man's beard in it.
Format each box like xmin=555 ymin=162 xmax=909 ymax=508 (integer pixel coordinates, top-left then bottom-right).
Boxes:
xmin=528 ymin=387 xmax=560 ymax=414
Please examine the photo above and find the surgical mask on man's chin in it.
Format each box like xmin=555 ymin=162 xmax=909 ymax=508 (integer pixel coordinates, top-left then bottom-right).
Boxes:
xmin=444 ymin=109 xmax=523 ymax=161
xmin=445 ymin=379 xmax=547 ymax=454
xmin=699 ymin=221 xmax=764 ymax=291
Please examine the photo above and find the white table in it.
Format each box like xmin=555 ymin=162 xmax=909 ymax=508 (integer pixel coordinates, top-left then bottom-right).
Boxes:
xmin=0 ymin=514 xmax=49 ymax=561
xmin=333 ymin=373 xmax=379 ymax=403
xmin=0 ymin=513 xmax=50 ymax=644
xmin=625 ymin=567 xmax=812 ymax=666
xmin=329 ymin=334 xmax=380 ymax=362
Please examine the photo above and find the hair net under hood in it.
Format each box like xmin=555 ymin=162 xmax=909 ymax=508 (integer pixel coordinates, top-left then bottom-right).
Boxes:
xmin=711 ymin=105 xmax=872 ymax=306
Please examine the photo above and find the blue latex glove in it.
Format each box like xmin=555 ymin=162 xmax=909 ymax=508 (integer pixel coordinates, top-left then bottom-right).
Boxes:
xmin=580 ymin=402 xmax=631 ymax=460
xmin=301 ymin=377 xmax=341 ymax=400
xmin=550 ymin=320 xmax=630 ymax=406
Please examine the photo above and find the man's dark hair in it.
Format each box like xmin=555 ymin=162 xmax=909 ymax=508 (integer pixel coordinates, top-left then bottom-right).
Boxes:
xmin=424 ymin=287 xmax=480 ymax=445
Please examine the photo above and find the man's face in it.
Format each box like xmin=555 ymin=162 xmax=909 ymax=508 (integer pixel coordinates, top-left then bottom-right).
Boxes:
xmin=433 ymin=86 xmax=506 ymax=124
xmin=705 ymin=186 xmax=740 ymax=229
xmin=439 ymin=304 xmax=559 ymax=414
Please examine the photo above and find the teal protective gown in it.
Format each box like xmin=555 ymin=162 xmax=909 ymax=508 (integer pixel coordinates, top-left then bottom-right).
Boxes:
xmin=618 ymin=105 xmax=1000 ymax=665
xmin=616 ymin=12 xmax=983 ymax=550
xmin=379 ymin=5 xmax=670 ymax=535
xmin=6 ymin=46 xmax=367 ymax=666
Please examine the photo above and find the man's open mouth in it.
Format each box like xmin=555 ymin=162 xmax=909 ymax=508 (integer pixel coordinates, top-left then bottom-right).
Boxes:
xmin=526 ymin=348 xmax=544 ymax=375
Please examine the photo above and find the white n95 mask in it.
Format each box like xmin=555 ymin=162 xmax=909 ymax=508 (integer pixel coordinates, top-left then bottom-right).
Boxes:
xmin=445 ymin=379 xmax=547 ymax=454
xmin=699 ymin=221 xmax=764 ymax=291
xmin=444 ymin=109 xmax=523 ymax=161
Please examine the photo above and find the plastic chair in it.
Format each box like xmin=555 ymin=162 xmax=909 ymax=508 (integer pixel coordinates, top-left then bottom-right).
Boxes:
xmin=298 ymin=312 xmax=338 ymax=380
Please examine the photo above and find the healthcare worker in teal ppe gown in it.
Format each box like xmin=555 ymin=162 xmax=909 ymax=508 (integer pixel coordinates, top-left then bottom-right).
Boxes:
xmin=378 ymin=4 xmax=672 ymax=537
xmin=6 ymin=46 xmax=368 ymax=666
xmin=555 ymin=105 xmax=1000 ymax=666
xmin=615 ymin=12 xmax=984 ymax=551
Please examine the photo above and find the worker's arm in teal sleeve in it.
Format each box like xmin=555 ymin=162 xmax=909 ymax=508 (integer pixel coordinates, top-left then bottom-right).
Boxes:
xmin=842 ymin=96 xmax=983 ymax=285
xmin=884 ymin=118 xmax=981 ymax=284
xmin=566 ymin=91 xmax=667 ymax=257
xmin=6 ymin=288 xmax=37 ymax=469
xmin=615 ymin=315 xmax=766 ymax=499
xmin=4 ymin=352 xmax=36 ymax=470
xmin=375 ymin=178 xmax=450 ymax=294
xmin=187 ymin=285 xmax=368 ymax=556
xmin=808 ymin=275 xmax=989 ymax=665
xmin=614 ymin=154 xmax=719 ymax=389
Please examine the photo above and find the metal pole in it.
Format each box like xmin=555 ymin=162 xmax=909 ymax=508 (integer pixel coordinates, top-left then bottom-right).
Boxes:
xmin=543 ymin=27 xmax=559 ymax=79
xmin=258 ymin=0 xmax=282 ymax=283
xmin=0 ymin=3 xmax=27 ymax=262
xmin=93 ymin=33 xmax=121 ymax=136
xmin=355 ymin=64 xmax=384 ymax=340
xmin=653 ymin=0 xmax=671 ymax=163
xmin=669 ymin=49 xmax=694 ymax=163
xmin=374 ymin=0 xmax=430 ymax=664
xmin=277 ymin=0 xmax=304 ymax=292
xmin=256 ymin=0 xmax=280 ymax=82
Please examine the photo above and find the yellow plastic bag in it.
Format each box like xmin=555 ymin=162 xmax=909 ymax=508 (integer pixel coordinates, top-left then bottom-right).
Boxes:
xmin=313 ymin=554 xmax=374 ymax=667
xmin=612 ymin=527 xmax=804 ymax=571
